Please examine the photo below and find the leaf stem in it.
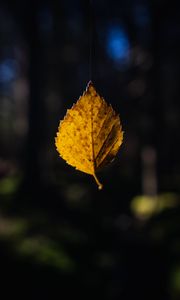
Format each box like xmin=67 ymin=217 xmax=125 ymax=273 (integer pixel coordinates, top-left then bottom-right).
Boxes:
xmin=93 ymin=173 xmax=103 ymax=190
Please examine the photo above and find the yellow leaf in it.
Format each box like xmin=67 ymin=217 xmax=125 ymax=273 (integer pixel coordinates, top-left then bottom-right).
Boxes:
xmin=55 ymin=82 xmax=123 ymax=190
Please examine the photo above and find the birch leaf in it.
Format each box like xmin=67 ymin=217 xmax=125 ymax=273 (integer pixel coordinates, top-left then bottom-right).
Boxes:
xmin=55 ymin=81 xmax=123 ymax=190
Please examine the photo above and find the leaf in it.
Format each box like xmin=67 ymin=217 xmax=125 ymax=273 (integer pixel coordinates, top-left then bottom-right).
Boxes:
xmin=55 ymin=81 xmax=123 ymax=190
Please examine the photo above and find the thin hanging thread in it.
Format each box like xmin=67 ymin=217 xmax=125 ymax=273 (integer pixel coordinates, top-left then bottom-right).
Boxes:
xmin=89 ymin=0 xmax=93 ymax=81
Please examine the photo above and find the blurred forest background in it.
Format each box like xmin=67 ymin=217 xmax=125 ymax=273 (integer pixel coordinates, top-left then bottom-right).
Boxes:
xmin=0 ymin=0 xmax=180 ymax=299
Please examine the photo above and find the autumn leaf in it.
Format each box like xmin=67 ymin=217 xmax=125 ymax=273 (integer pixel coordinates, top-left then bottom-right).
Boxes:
xmin=55 ymin=81 xmax=123 ymax=190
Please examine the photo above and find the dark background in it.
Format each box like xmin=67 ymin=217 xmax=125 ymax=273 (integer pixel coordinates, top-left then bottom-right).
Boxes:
xmin=0 ymin=0 xmax=180 ymax=299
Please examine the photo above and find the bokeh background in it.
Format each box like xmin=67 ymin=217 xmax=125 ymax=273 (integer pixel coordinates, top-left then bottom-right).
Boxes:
xmin=0 ymin=0 xmax=180 ymax=299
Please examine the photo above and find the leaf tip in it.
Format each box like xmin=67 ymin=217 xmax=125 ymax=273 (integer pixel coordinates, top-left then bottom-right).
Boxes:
xmin=86 ymin=80 xmax=93 ymax=89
